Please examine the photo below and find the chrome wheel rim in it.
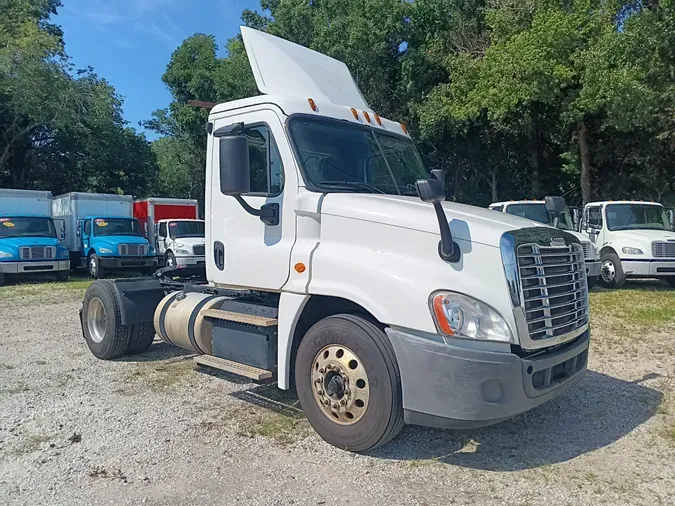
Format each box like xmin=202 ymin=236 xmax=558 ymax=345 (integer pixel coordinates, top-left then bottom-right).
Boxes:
xmin=89 ymin=257 xmax=97 ymax=276
xmin=311 ymin=344 xmax=370 ymax=426
xmin=601 ymin=260 xmax=615 ymax=283
xmin=87 ymin=297 xmax=107 ymax=344
xmin=167 ymin=255 xmax=175 ymax=267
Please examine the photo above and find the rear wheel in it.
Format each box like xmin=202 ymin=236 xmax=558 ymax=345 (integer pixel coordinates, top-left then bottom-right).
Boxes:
xmin=88 ymin=253 xmax=104 ymax=279
xmin=125 ymin=321 xmax=156 ymax=355
xmin=295 ymin=314 xmax=404 ymax=452
xmin=600 ymin=251 xmax=626 ymax=289
xmin=81 ymin=280 xmax=131 ymax=359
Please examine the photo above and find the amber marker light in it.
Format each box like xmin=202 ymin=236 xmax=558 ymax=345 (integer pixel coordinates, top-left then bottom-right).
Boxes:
xmin=308 ymin=98 xmax=317 ymax=111
xmin=294 ymin=263 xmax=306 ymax=274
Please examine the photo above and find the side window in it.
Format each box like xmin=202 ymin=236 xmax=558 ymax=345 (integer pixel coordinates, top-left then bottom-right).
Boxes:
xmin=588 ymin=207 xmax=603 ymax=228
xmin=159 ymin=222 xmax=167 ymax=238
xmin=83 ymin=220 xmax=91 ymax=236
xmin=242 ymin=125 xmax=284 ymax=195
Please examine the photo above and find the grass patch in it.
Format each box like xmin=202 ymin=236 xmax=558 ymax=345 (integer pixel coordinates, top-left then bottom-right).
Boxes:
xmin=123 ymin=358 xmax=195 ymax=391
xmin=0 ymin=277 xmax=92 ymax=303
xmin=241 ymin=411 xmax=310 ymax=445
xmin=590 ymin=286 xmax=675 ymax=333
xmin=409 ymin=458 xmax=439 ymax=468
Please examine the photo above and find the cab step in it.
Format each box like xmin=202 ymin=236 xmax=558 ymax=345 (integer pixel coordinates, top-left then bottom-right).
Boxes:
xmin=194 ymin=354 xmax=273 ymax=380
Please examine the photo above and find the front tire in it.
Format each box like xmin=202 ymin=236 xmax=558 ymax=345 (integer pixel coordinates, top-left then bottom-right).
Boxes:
xmin=0 ymin=272 xmax=5 ymax=286
xmin=81 ymin=280 xmax=131 ymax=359
xmin=88 ymin=253 xmax=104 ymax=279
xmin=295 ymin=314 xmax=404 ymax=452
xmin=56 ymin=270 xmax=70 ymax=282
xmin=665 ymin=278 xmax=675 ymax=288
xmin=600 ymin=251 xmax=626 ymax=289
xmin=165 ymin=251 xmax=177 ymax=268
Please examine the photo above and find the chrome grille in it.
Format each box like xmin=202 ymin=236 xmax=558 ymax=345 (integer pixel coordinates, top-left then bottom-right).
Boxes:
xmin=652 ymin=241 xmax=675 ymax=258
xmin=517 ymin=243 xmax=589 ymax=342
xmin=118 ymin=244 xmax=147 ymax=256
xmin=19 ymin=246 xmax=55 ymax=260
xmin=193 ymin=244 xmax=205 ymax=256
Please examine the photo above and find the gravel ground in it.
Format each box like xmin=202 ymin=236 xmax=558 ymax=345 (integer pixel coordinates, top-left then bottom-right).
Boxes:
xmin=1 ymin=280 xmax=674 ymax=506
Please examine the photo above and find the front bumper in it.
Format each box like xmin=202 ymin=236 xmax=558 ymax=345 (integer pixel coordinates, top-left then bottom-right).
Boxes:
xmin=386 ymin=328 xmax=589 ymax=429
xmin=585 ymin=260 xmax=601 ymax=277
xmin=621 ymin=259 xmax=675 ymax=277
xmin=174 ymin=255 xmax=206 ymax=266
xmin=0 ymin=260 xmax=70 ymax=274
xmin=98 ymin=256 xmax=156 ymax=269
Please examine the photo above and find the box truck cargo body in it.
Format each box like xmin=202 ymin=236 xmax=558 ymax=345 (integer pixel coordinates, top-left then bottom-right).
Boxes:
xmin=52 ymin=192 xmax=155 ymax=277
xmin=133 ymin=198 xmax=204 ymax=267
xmin=0 ymin=189 xmax=70 ymax=285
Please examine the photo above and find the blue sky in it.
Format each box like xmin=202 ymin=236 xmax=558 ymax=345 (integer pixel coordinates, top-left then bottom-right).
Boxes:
xmin=56 ymin=0 xmax=262 ymax=139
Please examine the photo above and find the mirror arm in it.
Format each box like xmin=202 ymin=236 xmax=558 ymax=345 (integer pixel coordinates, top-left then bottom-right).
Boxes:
xmin=433 ymin=202 xmax=460 ymax=262
xmin=233 ymin=195 xmax=279 ymax=226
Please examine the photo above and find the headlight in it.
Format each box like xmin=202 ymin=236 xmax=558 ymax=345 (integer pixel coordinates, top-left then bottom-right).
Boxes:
xmin=430 ymin=291 xmax=513 ymax=343
xmin=59 ymin=249 xmax=69 ymax=258
xmin=0 ymin=250 xmax=12 ymax=258
xmin=175 ymin=249 xmax=189 ymax=255
xmin=622 ymin=247 xmax=643 ymax=255
xmin=98 ymin=247 xmax=113 ymax=254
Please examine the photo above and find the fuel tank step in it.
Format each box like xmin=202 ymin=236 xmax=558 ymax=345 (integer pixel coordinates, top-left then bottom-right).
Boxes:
xmin=199 ymin=308 xmax=277 ymax=327
xmin=194 ymin=354 xmax=273 ymax=380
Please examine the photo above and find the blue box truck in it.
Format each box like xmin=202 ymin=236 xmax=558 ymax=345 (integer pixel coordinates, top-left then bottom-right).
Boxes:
xmin=0 ymin=189 xmax=70 ymax=286
xmin=51 ymin=192 xmax=156 ymax=278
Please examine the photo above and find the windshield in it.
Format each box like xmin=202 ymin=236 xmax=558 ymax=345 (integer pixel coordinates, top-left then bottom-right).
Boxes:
xmin=93 ymin=218 xmax=142 ymax=237
xmin=605 ymin=204 xmax=671 ymax=231
xmin=0 ymin=217 xmax=56 ymax=238
xmin=169 ymin=221 xmax=205 ymax=239
xmin=505 ymin=203 xmax=574 ymax=230
xmin=289 ymin=116 xmax=428 ymax=195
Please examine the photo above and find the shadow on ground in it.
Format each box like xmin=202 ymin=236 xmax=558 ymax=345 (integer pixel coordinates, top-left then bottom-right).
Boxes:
xmin=212 ymin=369 xmax=662 ymax=471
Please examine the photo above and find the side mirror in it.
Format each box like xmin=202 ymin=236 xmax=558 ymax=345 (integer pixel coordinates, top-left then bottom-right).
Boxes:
xmin=415 ymin=178 xmax=445 ymax=204
xmin=544 ymin=196 xmax=566 ymax=214
xmin=217 ymin=133 xmax=250 ymax=195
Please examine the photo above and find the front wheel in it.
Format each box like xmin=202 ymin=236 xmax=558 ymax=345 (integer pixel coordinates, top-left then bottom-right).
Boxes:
xmin=88 ymin=253 xmax=104 ymax=279
xmin=665 ymin=278 xmax=675 ymax=288
xmin=0 ymin=272 xmax=5 ymax=286
xmin=165 ymin=251 xmax=177 ymax=268
xmin=56 ymin=270 xmax=70 ymax=282
xmin=600 ymin=251 xmax=626 ymax=289
xmin=295 ymin=314 xmax=404 ymax=452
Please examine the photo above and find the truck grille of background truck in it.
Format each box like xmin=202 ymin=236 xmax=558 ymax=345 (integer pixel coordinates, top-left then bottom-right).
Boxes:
xmin=517 ymin=243 xmax=589 ymax=342
xmin=652 ymin=241 xmax=675 ymax=258
xmin=118 ymin=244 xmax=147 ymax=256
xmin=19 ymin=246 xmax=55 ymax=260
xmin=581 ymin=242 xmax=591 ymax=260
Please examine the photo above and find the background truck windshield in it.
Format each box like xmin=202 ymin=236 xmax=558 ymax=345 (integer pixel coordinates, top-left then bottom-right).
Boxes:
xmin=169 ymin=221 xmax=204 ymax=239
xmin=605 ymin=204 xmax=671 ymax=231
xmin=289 ymin=116 xmax=428 ymax=195
xmin=93 ymin=218 xmax=142 ymax=237
xmin=0 ymin=217 xmax=56 ymax=238
xmin=505 ymin=204 xmax=574 ymax=230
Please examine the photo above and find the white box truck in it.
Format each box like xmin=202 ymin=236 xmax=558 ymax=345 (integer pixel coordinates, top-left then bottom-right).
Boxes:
xmin=52 ymin=192 xmax=156 ymax=278
xmin=579 ymin=200 xmax=675 ymax=288
xmin=79 ymin=27 xmax=591 ymax=452
xmin=489 ymin=198 xmax=601 ymax=287
xmin=0 ymin=189 xmax=70 ymax=285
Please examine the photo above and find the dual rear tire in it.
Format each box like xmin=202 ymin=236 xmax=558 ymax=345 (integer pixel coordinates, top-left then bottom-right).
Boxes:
xmin=82 ymin=280 xmax=155 ymax=359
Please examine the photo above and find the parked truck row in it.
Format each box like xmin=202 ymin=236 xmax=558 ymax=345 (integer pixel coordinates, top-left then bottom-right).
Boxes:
xmin=0 ymin=190 xmax=206 ymax=285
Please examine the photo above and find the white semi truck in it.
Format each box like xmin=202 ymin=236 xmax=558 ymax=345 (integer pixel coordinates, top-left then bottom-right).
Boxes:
xmin=79 ymin=27 xmax=591 ymax=451
xmin=579 ymin=200 xmax=675 ymax=288
xmin=489 ymin=199 xmax=601 ymax=287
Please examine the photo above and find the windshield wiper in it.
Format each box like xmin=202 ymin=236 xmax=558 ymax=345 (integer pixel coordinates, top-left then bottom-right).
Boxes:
xmin=317 ymin=181 xmax=386 ymax=194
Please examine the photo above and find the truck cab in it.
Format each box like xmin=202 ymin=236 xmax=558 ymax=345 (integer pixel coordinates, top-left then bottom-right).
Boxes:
xmin=80 ymin=27 xmax=591 ymax=452
xmin=489 ymin=200 xmax=601 ymax=287
xmin=78 ymin=216 xmax=155 ymax=278
xmin=155 ymin=219 xmax=205 ymax=267
xmin=579 ymin=201 xmax=675 ymax=288
xmin=0 ymin=189 xmax=70 ymax=286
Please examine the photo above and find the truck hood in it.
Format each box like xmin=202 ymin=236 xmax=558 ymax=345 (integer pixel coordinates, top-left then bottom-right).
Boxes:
xmin=320 ymin=194 xmax=549 ymax=248
xmin=94 ymin=236 xmax=149 ymax=250
xmin=610 ymin=229 xmax=675 ymax=242
xmin=170 ymin=237 xmax=205 ymax=247
xmin=567 ymin=230 xmax=591 ymax=244
xmin=0 ymin=236 xmax=61 ymax=253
